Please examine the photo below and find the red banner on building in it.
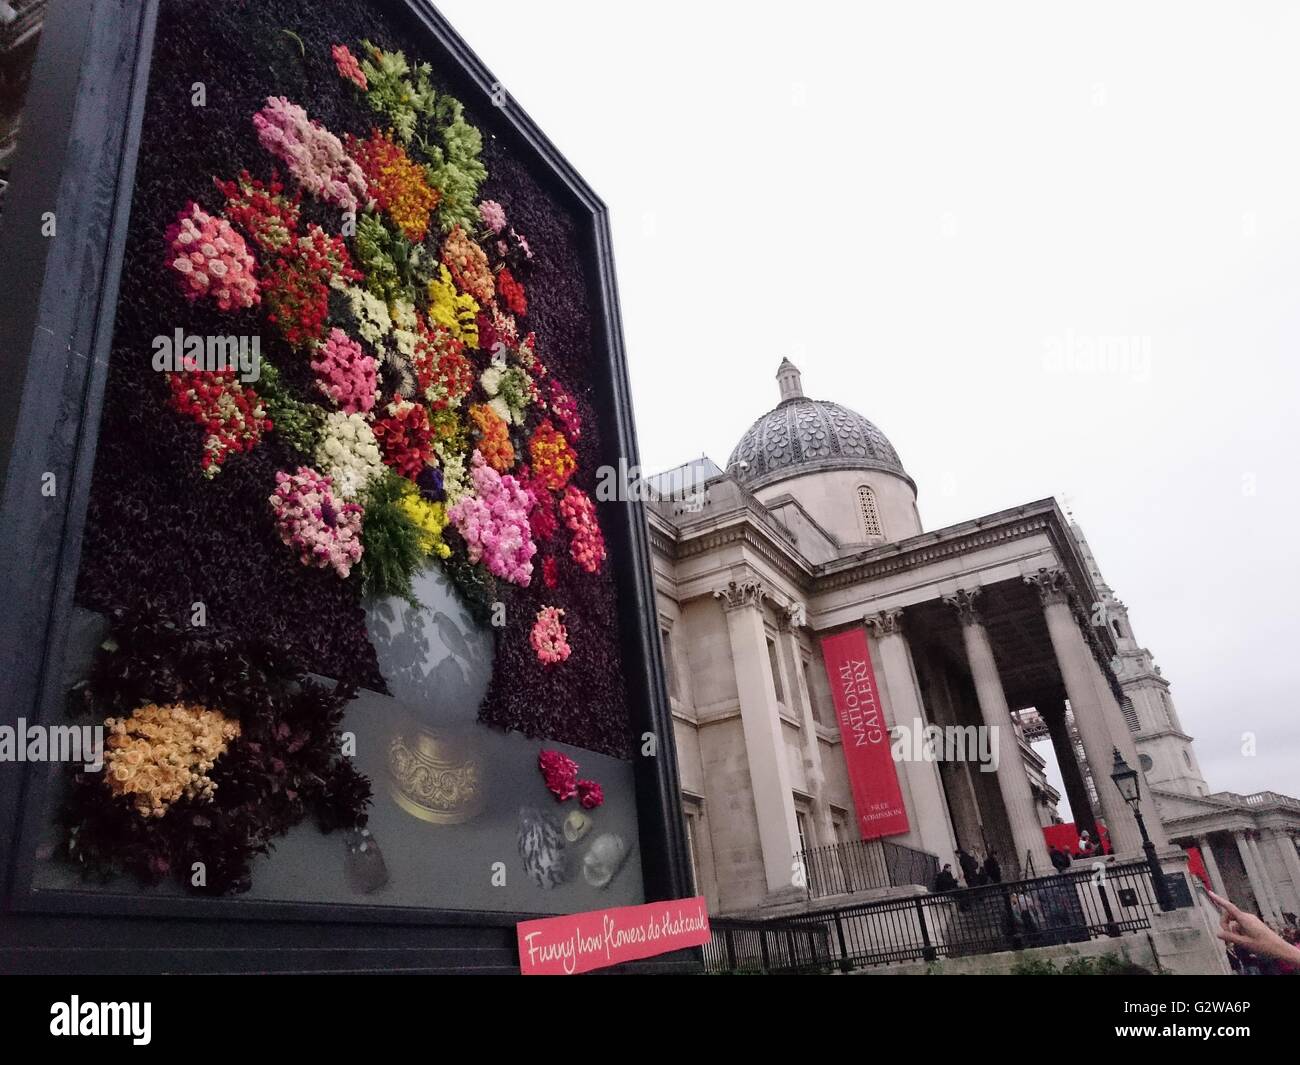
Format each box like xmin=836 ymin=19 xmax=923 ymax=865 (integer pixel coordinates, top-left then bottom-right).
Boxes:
xmin=820 ymin=628 xmax=909 ymax=839
xmin=516 ymin=896 xmax=711 ymax=976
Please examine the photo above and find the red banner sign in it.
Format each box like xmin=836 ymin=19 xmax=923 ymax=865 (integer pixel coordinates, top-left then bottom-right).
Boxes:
xmin=516 ymin=896 xmax=711 ymax=976
xmin=820 ymin=628 xmax=909 ymax=839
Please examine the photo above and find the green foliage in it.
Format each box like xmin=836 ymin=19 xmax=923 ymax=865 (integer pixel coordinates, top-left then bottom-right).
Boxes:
xmin=357 ymin=471 xmax=425 ymax=606
xmin=1008 ymin=951 xmax=1151 ymax=976
xmin=358 ymin=41 xmax=436 ymax=143
xmin=418 ymin=96 xmax=488 ymax=235
xmin=353 ymin=211 xmax=431 ymax=304
xmin=257 ymin=361 xmax=323 ymax=456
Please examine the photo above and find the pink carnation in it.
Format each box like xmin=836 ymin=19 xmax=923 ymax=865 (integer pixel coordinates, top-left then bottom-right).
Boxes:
xmin=311 ymin=328 xmax=378 ymax=414
xmin=165 ymin=202 xmax=260 ymax=311
xmin=538 ymin=749 xmax=579 ymax=802
xmin=269 ymin=466 xmax=364 ymax=578
xmin=559 ymin=485 xmax=606 ymax=575
xmin=252 ymin=96 xmax=369 ymax=214
xmin=530 ymin=606 xmax=571 ymax=665
xmin=332 ymin=44 xmax=367 ymax=90
xmin=447 ymin=451 xmax=537 ymax=586
xmin=478 ymin=199 xmax=507 ymax=234
xmin=576 ymin=779 xmax=604 ymax=810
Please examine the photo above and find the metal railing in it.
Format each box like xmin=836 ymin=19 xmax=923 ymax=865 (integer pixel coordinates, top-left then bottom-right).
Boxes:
xmin=700 ymin=917 xmax=833 ymax=975
xmin=785 ymin=859 xmax=1168 ymax=970
xmin=797 ymin=837 xmax=940 ymax=899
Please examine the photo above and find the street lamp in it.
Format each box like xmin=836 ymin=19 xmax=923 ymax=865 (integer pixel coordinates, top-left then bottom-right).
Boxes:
xmin=1110 ymin=748 xmax=1174 ymax=911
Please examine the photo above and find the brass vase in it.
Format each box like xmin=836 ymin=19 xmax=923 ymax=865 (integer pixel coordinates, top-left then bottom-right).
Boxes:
xmin=388 ymin=724 xmax=485 ymax=825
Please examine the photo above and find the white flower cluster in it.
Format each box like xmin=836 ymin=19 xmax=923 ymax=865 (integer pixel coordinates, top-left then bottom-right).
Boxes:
xmin=344 ymin=285 xmax=393 ymax=346
xmin=315 ymin=411 xmax=385 ymax=500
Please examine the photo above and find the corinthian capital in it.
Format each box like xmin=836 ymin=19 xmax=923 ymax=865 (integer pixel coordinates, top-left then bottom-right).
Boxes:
xmin=777 ymin=600 xmax=807 ymax=632
xmin=941 ymin=587 xmax=983 ymax=625
xmin=864 ymin=608 xmax=904 ymax=638
xmin=714 ymin=578 xmax=768 ymax=613
xmin=1024 ymin=567 xmax=1073 ymax=606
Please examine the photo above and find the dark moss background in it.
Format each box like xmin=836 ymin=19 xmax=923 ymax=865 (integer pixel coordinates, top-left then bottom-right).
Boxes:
xmin=74 ymin=0 xmax=634 ymax=758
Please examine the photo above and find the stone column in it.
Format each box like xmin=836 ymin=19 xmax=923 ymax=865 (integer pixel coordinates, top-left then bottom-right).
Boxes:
xmin=715 ymin=578 xmax=802 ymax=902
xmin=776 ymin=602 xmax=834 ymax=841
xmin=1026 ymin=569 xmax=1144 ymax=857
xmin=1235 ymin=832 xmax=1278 ymax=921
xmin=941 ymin=588 xmax=1051 ymax=878
xmin=1247 ymin=833 xmax=1286 ymax=922
xmin=1271 ymin=831 xmax=1300 ymax=914
xmin=1198 ymin=836 xmax=1228 ymax=896
xmin=865 ymin=608 xmax=959 ymax=867
xmin=1038 ymin=692 xmax=1097 ymax=836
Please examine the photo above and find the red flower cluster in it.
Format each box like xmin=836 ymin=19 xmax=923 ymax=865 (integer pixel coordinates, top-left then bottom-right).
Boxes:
xmin=559 ymin=486 xmax=606 ymax=574
xmin=576 ymin=779 xmax=604 ymax=810
xmin=214 ymin=170 xmax=301 ymax=253
xmin=548 ymin=378 xmax=582 ymax=442
xmin=496 ymin=266 xmax=527 ymax=316
xmin=529 ymin=490 xmax=557 ymax=542
xmin=412 ymin=321 xmax=474 ymax=409
xmin=262 ymin=224 xmax=362 ymax=350
xmin=166 ymin=368 xmax=272 ymax=477
xmin=537 ymin=749 xmax=578 ymax=802
xmin=372 ymin=396 xmax=434 ymax=479
xmin=542 ymin=556 xmax=559 ymax=588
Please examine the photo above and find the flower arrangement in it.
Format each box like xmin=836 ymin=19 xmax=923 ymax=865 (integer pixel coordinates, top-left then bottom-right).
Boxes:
xmin=166 ymin=368 xmax=272 ymax=477
xmin=448 ymin=451 xmax=537 ymax=586
xmin=412 ymin=321 xmax=474 ymax=409
xmin=479 ymin=360 xmax=533 ymax=426
xmin=348 ymin=129 xmax=440 ymax=243
xmin=332 ymin=44 xmax=367 ymax=90
xmin=372 ymin=395 xmax=434 ymax=479
xmin=442 ymin=224 xmax=496 ymax=306
xmin=528 ymin=419 xmax=577 ymax=491
xmin=468 ymin=402 xmax=514 ymax=472
xmin=396 ymin=477 xmax=452 ymax=560
xmin=214 ymin=170 xmax=301 ymax=253
xmin=357 ymin=41 xmax=436 ymax=143
xmin=560 ymin=485 xmax=606 ymax=574
xmin=269 ymin=466 xmax=365 ymax=577
xmin=530 ymin=606 xmax=571 ymax=665
xmin=312 ymin=328 xmax=379 ymax=414
xmin=315 ymin=410 xmax=385 ymax=500
xmin=103 ymin=702 xmax=242 ymax=819
xmin=165 ymin=203 xmax=260 ymax=310
xmin=252 ymin=96 xmax=369 ymax=213
xmin=426 ymin=263 xmax=480 ymax=346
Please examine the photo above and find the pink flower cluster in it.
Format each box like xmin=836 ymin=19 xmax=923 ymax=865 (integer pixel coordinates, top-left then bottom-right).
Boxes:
xmin=537 ymin=749 xmax=604 ymax=809
xmin=311 ymin=328 xmax=378 ymax=414
xmin=560 ymin=486 xmax=606 ymax=574
xmin=548 ymin=379 xmax=582 ymax=442
xmin=447 ymin=451 xmax=537 ymax=586
xmin=529 ymin=606 xmax=571 ymax=665
xmin=332 ymin=44 xmax=367 ymax=90
xmin=252 ymin=97 xmax=369 ymax=214
xmin=269 ymin=466 xmax=364 ymax=578
xmin=165 ymin=202 xmax=260 ymax=310
xmin=478 ymin=199 xmax=507 ymax=234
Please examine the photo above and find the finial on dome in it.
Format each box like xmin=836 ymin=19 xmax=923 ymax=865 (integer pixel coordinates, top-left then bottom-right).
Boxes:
xmin=776 ymin=358 xmax=804 ymax=402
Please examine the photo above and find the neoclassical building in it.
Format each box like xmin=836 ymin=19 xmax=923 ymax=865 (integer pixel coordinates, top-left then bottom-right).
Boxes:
xmin=647 ymin=360 xmax=1300 ymax=921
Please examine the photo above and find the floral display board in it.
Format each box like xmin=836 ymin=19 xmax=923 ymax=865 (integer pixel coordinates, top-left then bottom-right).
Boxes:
xmin=0 ymin=0 xmax=689 ymax=970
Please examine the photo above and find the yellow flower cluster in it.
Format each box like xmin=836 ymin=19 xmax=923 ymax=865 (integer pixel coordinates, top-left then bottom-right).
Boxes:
xmin=397 ymin=478 xmax=452 ymax=559
xmin=427 ymin=264 xmax=479 ymax=348
xmin=103 ymin=702 xmax=241 ymax=819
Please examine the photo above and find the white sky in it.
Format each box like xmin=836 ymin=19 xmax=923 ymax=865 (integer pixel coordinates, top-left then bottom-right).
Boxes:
xmin=438 ymin=0 xmax=1300 ymax=796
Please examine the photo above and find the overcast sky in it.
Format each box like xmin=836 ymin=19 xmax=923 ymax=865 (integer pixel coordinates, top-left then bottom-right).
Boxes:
xmin=439 ymin=0 xmax=1300 ymax=797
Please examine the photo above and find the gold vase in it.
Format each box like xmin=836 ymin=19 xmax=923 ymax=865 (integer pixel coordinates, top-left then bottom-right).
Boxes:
xmin=388 ymin=725 xmax=485 ymax=825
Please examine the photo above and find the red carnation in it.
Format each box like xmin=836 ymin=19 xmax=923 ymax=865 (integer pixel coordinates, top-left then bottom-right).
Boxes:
xmin=538 ymin=749 xmax=578 ymax=802
xmin=576 ymin=779 xmax=604 ymax=810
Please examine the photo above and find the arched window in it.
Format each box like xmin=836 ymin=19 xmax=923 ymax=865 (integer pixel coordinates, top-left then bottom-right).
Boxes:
xmin=1111 ymin=618 xmax=1125 ymax=639
xmin=857 ymin=484 xmax=882 ymax=538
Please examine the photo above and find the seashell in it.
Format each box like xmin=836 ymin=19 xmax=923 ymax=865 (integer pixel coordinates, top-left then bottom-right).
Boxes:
xmin=582 ymin=832 xmax=628 ymax=889
xmin=518 ymin=806 xmax=568 ymax=888
xmin=344 ymin=827 xmax=390 ymax=895
xmin=563 ymin=809 xmax=592 ymax=843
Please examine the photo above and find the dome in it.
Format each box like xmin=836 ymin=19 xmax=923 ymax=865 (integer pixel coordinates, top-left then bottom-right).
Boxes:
xmin=726 ymin=360 xmax=913 ymax=492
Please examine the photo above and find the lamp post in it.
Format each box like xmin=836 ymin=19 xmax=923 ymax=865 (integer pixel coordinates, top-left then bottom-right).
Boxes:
xmin=1109 ymin=748 xmax=1174 ymax=911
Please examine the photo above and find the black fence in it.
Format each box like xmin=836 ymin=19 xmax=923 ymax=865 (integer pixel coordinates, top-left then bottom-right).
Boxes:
xmin=700 ymin=918 xmax=834 ymax=975
xmin=786 ymin=859 xmax=1166 ymax=970
xmin=798 ymin=837 xmax=941 ymax=899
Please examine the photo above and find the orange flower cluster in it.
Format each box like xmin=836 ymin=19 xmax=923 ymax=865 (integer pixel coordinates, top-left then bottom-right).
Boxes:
xmin=347 ymin=129 xmax=440 ymax=242
xmin=103 ymin=702 xmax=241 ymax=819
xmin=441 ymin=225 xmax=496 ymax=306
xmin=528 ymin=419 xmax=577 ymax=490
xmin=469 ymin=403 xmax=515 ymax=471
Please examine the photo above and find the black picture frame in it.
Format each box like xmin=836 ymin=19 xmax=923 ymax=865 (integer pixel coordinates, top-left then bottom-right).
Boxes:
xmin=0 ymin=0 xmax=693 ymax=973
